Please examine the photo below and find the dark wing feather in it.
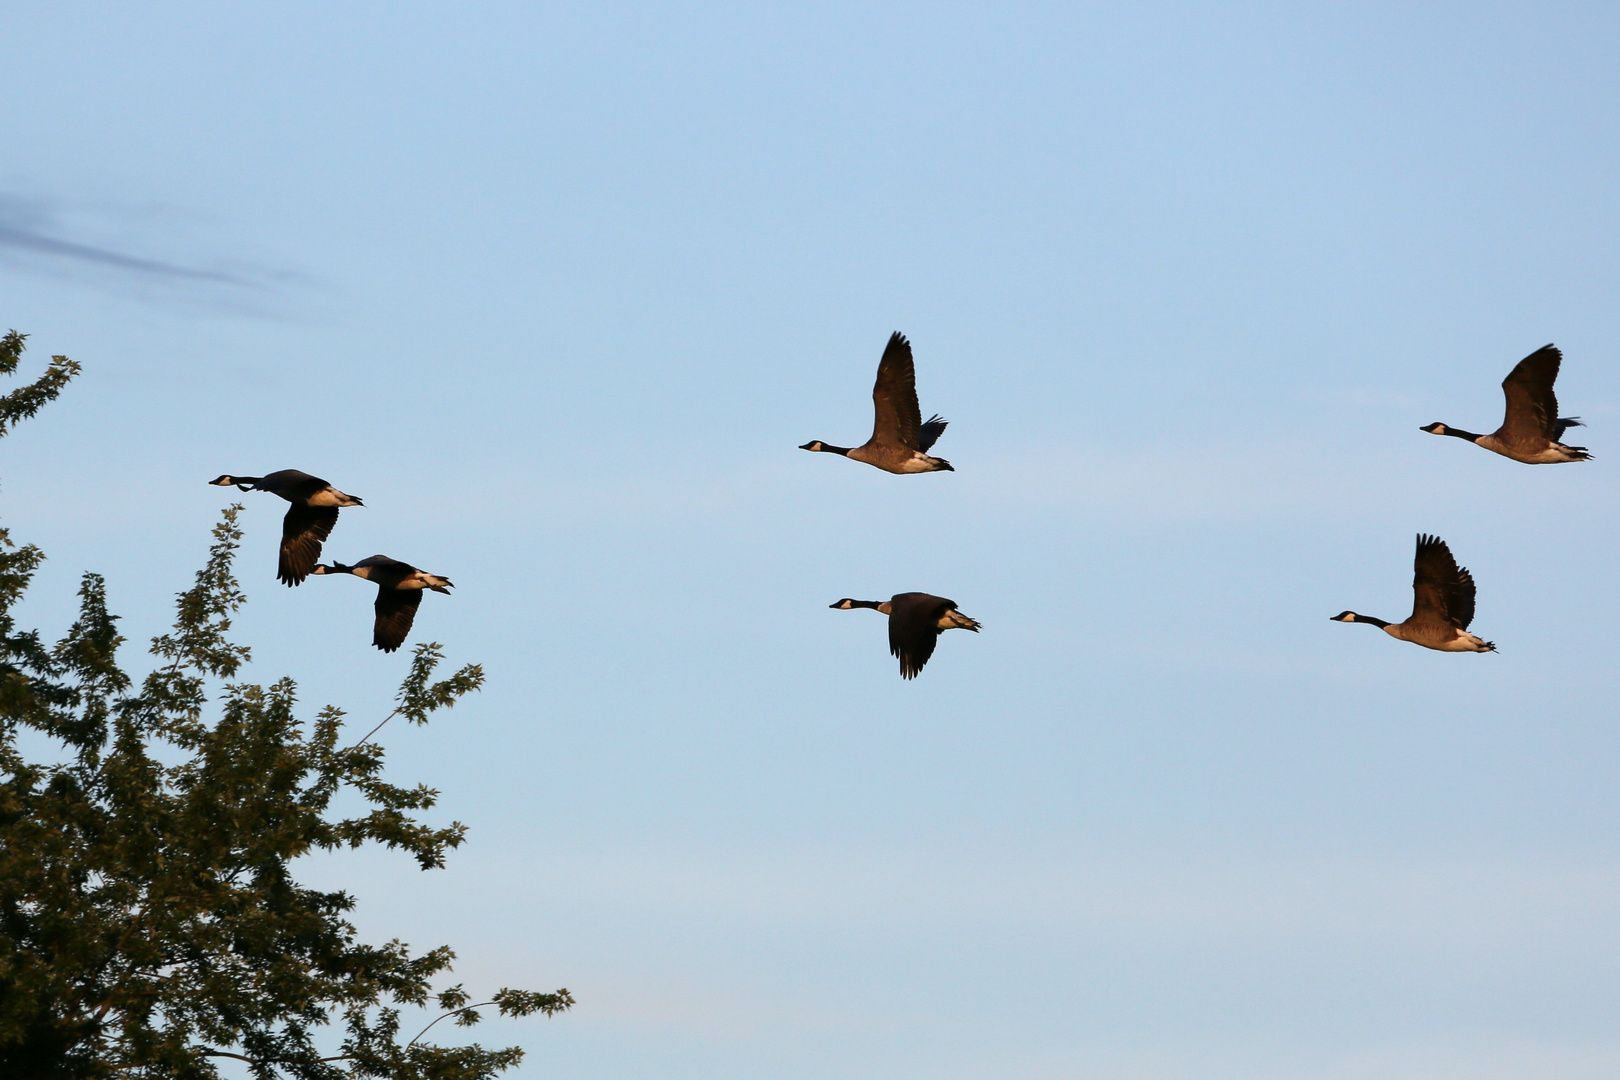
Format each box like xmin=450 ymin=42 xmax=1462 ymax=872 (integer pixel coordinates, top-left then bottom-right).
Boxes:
xmin=1552 ymin=416 xmax=1584 ymax=442
xmin=887 ymin=592 xmax=951 ymax=680
xmin=1499 ymin=345 xmax=1562 ymax=441
xmin=871 ymin=332 xmax=923 ymax=450
xmin=372 ymin=587 xmax=423 ymax=653
xmin=1450 ymin=565 xmax=1478 ymax=631
xmin=279 ymin=504 xmax=339 ymax=586
xmin=1411 ymin=534 xmax=1476 ymax=629
xmin=918 ymin=414 xmax=948 ymax=453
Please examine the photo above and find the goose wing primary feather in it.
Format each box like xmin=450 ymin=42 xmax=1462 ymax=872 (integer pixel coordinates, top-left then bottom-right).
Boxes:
xmin=871 ymin=332 xmax=923 ymax=451
xmin=1500 ymin=344 xmax=1563 ymax=441
xmin=372 ymin=587 xmax=423 ymax=653
xmin=279 ymin=504 xmax=339 ymax=586
xmin=1411 ymin=534 xmax=1476 ymax=630
xmin=918 ymin=414 xmax=948 ymax=453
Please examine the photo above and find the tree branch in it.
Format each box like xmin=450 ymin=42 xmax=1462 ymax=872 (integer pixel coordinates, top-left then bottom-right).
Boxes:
xmin=198 ymin=1048 xmax=354 ymax=1064
xmin=346 ymin=706 xmax=402 ymax=752
xmin=408 ymin=1002 xmax=498 ymax=1048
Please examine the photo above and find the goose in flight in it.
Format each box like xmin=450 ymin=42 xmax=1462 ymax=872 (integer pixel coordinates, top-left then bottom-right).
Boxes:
xmin=800 ymin=332 xmax=954 ymax=473
xmin=1421 ymin=344 xmax=1590 ymax=463
xmin=830 ymin=592 xmax=980 ymax=678
xmin=312 ymin=556 xmax=453 ymax=653
xmin=209 ymin=470 xmax=364 ymax=586
xmin=1331 ymin=535 xmax=1495 ymax=652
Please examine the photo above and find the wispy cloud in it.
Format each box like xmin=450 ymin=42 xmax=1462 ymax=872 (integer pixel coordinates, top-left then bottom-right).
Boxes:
xmin=0 ymin=220 xmax=245 ymax=283
xmin=0 ymin=192 xmax=316 ymax=317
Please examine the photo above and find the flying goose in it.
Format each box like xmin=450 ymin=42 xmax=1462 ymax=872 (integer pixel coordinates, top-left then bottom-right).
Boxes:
xmin=312 ymin=556 xmax=453 ymax=653
xmin=1421 ymin=344 xmax=1590 ymax=463
xmin=1331 ymin=534 xmax=1495 ymax=653
xmin=209 ymin=470 xmax=364 ymax=586
xmin=800 ymin=332 xmax=954 ymax=474
xmin=830 ymin=592 xmax=980 ymax=678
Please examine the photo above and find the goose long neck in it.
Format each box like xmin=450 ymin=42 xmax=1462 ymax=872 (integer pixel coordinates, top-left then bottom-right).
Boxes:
xmin=1353 ymin=614 xmax=1390 ymax=628
xmin=849 ymin=600 xmax=887 ymax=611
xmin=1438 ymin=426 xmax=1482 ymax=442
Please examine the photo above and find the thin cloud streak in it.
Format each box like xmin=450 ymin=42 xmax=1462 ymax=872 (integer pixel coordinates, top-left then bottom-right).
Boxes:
xmin=0 ymin=192 xmax=319 ymax=318
xmin=0 ymin=222 xmax=246 ymax=284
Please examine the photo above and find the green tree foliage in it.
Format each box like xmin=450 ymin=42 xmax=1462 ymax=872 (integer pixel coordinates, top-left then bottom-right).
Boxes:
xmin=0 ymin=332 xmax=571 ymax=1078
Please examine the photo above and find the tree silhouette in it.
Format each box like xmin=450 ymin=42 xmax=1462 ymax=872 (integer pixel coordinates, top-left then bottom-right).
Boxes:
xmin=0 ymin=330 xmax=570 ymax=1078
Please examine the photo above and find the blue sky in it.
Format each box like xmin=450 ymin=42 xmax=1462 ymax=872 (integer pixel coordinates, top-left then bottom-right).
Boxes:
xmin=4 ymin=2 xmax=1620 ymax=1077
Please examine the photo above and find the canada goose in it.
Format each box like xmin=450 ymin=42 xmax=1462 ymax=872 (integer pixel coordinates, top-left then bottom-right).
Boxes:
xmin=1421 ymin=344 xmax=1590 ymax=463
xmin=1331 ymin=534 xmax=1495 ymax=653
xmin=830 ymin=592 xmax=980 ymax=678
xmin=209 ymin=470 xmax=364 ymax=586
xmin=311 ymin=556 xmax=453 ymax=653
xmin=800 ymin=332 xmax=954 ymax=474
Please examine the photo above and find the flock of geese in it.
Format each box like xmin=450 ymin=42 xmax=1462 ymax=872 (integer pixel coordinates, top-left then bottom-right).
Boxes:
xmin=210 ymin=338 xmax=1588 ymax=671
xmin=1333 ymin=342 xmax=1589 ymax=654
xmin=207 ymin=472 xmax=451 ymax=652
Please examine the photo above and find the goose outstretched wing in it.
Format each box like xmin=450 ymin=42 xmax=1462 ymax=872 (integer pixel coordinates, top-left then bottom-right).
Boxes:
xmin=871 ymin=332 xmax=923 ymax=451
xmin=279 ymin=504 xmax=339 ymax=586
xmin=888 ymin=592 xmax=953 ymax=679
xmin=1411 ymin=534 xmax=1476 ymax=630
xmin=1500 ymin=344 xmax=1562 ymax=441
xmin=372 ymin=587 xmax=423 ymax=653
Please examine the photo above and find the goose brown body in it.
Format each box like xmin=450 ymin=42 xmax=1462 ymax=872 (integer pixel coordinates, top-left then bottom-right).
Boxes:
xmin=209 ymin=469 xmax=364 ymax=586
xmin=830 ymin=592 xmax=980 ymax=678
xmin=1421 ymin=345 xmax=1590 ymax=464
xmin=1331 ymin=535 xmax=1495 ymax=653
xmin=312 ymin=555 xmax=453 ymax=653
xmin=800 ymin=332 xmax=954 ymax=474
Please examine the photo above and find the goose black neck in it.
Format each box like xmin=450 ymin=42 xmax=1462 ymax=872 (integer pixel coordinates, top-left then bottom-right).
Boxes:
xmin=1352 ymin=614 xmax=1390 ymax=628
xmin=1439 ymin=426 xmax=1482 ymax=442
xmin=845 ymin=599 xmax=884 ymax=610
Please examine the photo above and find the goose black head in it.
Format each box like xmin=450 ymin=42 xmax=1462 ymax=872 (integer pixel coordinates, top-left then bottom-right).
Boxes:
xmin=800 ymin=441 xmax=824 ymax=452
xmin=311 ymin=563 xmax=353 ymax=576
xmin=1330 ymin=611 xmax=1389 ymax=628
xmin=1420 ymin=423 xmax=1448 ymax=435
xmin=830 ymin=598 xmax=857 ymax=609
xmin=208 ymin=474 xmax=259 ymax=491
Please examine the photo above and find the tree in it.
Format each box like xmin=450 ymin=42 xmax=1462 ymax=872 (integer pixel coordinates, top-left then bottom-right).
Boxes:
xmin=0 ymin=330 xmax=571 ymax=1079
